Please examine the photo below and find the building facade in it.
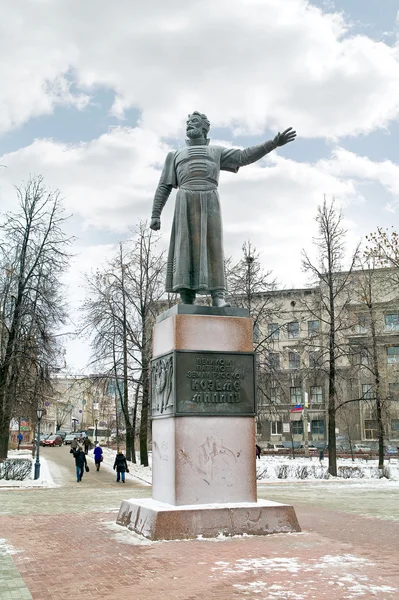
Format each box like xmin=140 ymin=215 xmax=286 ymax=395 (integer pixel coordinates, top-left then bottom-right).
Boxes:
xmin=255 ymin=268 xmax=399 ymax=449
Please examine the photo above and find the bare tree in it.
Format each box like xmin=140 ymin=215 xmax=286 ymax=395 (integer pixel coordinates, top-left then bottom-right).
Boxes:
xmin=302 ymin=198 xmax=360 ymax=476
xmin=82 ymin=222 xmax=166 ymax=466
xmin=0 ymin=176 xmax=71 ymax=459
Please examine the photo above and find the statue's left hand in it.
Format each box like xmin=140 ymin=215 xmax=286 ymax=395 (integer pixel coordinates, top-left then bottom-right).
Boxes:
xmin=273 ymin=127 xmax=297 ymax=147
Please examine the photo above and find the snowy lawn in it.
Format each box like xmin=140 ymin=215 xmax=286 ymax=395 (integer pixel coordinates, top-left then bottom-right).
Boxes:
xmin=0 ymin=450 xmax=56 ymax=488
xmin=256 ymin=454 xmax=399 ymax=481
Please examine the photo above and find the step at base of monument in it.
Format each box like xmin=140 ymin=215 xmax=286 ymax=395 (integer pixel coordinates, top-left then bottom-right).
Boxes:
xmin=116 ymin=498 xmax=301 ymax=541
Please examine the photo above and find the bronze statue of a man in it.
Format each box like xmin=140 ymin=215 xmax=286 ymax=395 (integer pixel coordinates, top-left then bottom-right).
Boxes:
xmin=150 ymin=112 xmax=296 ymax=306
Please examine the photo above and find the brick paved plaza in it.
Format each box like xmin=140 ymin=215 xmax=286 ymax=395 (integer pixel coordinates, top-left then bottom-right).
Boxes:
xmin=1 ymin=447 xmax=399 ymax=599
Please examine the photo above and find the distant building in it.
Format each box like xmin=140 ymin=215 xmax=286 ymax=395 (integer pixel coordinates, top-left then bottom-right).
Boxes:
xmin=254 ymin=268 xmax=399 ymax=449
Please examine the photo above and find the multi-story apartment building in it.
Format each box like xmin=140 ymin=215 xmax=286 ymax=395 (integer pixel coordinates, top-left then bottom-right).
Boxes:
xmin=40 ymin=375 xmax=118 ymax=435
xmin=255 ymin=268 xmax=399 ymax=448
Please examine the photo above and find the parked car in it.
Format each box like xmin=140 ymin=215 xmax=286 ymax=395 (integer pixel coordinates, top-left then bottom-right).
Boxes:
xmin=353 ymin=444 xmax=372 ymax=453
xmin=266 ymin=443 xmax=287 ymax=452
xmin=64 ymin=434 xmax=77 ymax=445
xmin=385 ymin=445 xmax=399 ymax=455
xmin=38 ymin=434 xmax=49 ymax=445
xmin=55 ymin=431 xmax=67 ymax=441
xmin=42 ymin=435 xmax=63 ymax=447
xmin=298 ymin=444 xmax=318 ymax=454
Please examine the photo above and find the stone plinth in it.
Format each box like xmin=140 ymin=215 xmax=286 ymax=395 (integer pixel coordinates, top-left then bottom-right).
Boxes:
xmin=152 ymin=307 xmax=253 ymax=356
xmin=152 ymin=416 xmax=256 ymax=505
xmin=116 ymin=498 xmax=301 ymax=541
xmin=151 ymin=306 xmax=256 ymax=505
xmin=117 ymin=305 xmax=300 ymax=540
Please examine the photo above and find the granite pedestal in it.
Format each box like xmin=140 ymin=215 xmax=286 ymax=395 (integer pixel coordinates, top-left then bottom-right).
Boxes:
xmin=117 ymin=305 xmax=300 ymax=540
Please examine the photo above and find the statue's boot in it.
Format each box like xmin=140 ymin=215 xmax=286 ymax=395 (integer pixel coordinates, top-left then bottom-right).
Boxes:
xmin=180 ymin=289 xmax=196 ymax=304
xmin=211 ymin=290 xmax=231 ymax=308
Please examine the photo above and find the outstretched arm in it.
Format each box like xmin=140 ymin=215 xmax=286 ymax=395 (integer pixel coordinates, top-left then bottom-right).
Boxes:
xmin=237 ymin=127 xmax=297 ymax=167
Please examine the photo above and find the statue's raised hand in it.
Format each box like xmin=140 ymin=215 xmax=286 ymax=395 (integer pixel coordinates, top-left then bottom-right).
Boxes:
xmin=273 ymin=127 xmax=296 ymax=147
xmin=150 ymin=218 xmax=161 ymax=231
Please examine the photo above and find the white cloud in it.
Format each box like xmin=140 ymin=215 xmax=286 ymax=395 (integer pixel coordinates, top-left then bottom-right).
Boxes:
xmin=2 ymin=127 xmax=399 ymax=367
xmin=320 ymin=148 xmax=399 ymax=207
xmin=0 ymin=127 xmax=392 ymax=288
xmin=1 ymin=0 xmax=399 ymax=138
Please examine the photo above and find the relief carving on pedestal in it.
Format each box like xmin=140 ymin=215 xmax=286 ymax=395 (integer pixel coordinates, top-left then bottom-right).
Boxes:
xmin=151 ymin=353 xmax=174 ymax=416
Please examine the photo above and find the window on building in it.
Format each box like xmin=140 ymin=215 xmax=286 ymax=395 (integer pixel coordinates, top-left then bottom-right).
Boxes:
xmin=271 ymin=421 xmax=282 ymax=435
xmin=362 ymin=384 xmax=374 ymax=399
xmin=270 ymin=387 xmax=281 ymax=404
xmin=391 ymin=419 xmax=399 ymax=434
xmin=311 ymin=420 xmax=325 ymax=435
xmin=389 ymin=383 xmax=399 ymax=399
xmin=256 ymin=420 xmax=262 ymax=435
xmin=269 ymin=352 xmax=280 ymax=369
xmin=289 ymin=351 xmax=300 ymax=369
xmin=364 ymin=420 xmax=378 ymax=440
xmin=310 ymin=386 xmax=323 ymax=403
xmin=291 ymin=421 xmax=303 ymax=435
xmin=385 ymin=313 xmax=399 ymax=332
xmin=290 ymin=387 xmax=302 ymax=405
xmin=357 ymin=314 xmax=368 ymax=334
xmin=287 ymin=321 xmax=299 ymax=339
xmin=308 ymin=320 xmax=319 ymax=337
xmin=387 ymin=346 xmax=399 ymax=364
xmin=254 ymin=323 xmax=261 ymax=343
xmin=268 ymin=323 xmax=279 ymax=340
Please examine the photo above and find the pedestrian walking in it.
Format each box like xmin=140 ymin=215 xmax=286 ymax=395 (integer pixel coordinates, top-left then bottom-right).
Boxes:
xmin=255 ymin=444 xmax=261 ymax=460
xmin=113 ymin=450 xmax=129 ymax=483
xmin=72 ymin=447 xmax=88 ymax=482
xmin=71 ymin=437 xmax=78 ymax=450
xmin=93 ymin=443 xmax=103 ymax=471
xmin=83 ymin=436 xmax=90 ymax=455
xmin=17 ymin=432 xmax=23 ymax=450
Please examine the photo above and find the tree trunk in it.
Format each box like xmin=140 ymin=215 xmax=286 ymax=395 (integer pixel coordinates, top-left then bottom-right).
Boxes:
xmin=140 ymin=328 xmax=150 ymax=466
xmin=130 ymin=383 xmax=140 ymax=464
xmin=328 ymin=272 xmax=337 ymax=476
xmin=369 ymin=302 xmax=384 ymax=470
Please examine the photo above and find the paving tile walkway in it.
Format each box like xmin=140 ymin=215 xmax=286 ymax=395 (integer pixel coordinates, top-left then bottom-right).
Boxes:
xmin=1 ymin=447 xmax=399 ymax=599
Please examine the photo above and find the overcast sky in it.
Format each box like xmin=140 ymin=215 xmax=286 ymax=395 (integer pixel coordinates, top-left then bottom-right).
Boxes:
xmin=1 ymin=0 xmax=399 ymax=372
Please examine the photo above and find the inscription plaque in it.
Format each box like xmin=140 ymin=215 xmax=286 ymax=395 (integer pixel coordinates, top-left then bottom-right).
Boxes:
xmin=151 ymin=350 xmax=256 ymax=418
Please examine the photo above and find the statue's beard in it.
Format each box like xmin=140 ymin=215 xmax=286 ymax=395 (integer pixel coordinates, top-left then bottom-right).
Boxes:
xmin=186 ymin=126 xmax=204 ymax=140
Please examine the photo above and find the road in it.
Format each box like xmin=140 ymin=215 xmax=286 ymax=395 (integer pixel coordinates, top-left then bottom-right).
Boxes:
xmin=0 ymin=446 xmax=399 ymax=599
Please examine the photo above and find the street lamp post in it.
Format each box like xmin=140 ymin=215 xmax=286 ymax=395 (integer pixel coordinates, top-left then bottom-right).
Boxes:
xmin=34 ymin=407 xmax=44 ymax=480
xmin=95 ymin=418 xmax=98 ymax=444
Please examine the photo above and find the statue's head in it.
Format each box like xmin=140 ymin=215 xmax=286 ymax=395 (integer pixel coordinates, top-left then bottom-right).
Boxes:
xmin=186 ymin=111 xmax=210 ymax=143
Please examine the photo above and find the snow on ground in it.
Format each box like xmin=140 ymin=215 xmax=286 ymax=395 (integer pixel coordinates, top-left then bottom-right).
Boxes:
xmin=256 ymin=455 xmax=399 ymax=481
xmin=2 ymin=448 xmax=398 ymax=489
xmin=211 ymin=555 xmax=399 ymax=598
xmin=90 ymin=447 xmax=152 ymax=485
xmin=0 ymin=450 xmax=56 ymax=489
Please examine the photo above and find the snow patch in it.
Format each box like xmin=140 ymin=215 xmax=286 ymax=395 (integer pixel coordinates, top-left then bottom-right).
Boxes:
xmin=0 ymin=538 xmax=21 ymax=556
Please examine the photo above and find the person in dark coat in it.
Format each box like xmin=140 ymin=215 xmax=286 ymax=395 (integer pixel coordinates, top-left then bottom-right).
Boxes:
xmin=113 ymin=450 xmax=128 ymax=483
xmin=83 ymin=436 xmax=91 ymax=455
xmin=93 ymin=443 xmax=103 ymax=471
xmin=256 ymin=444 xmax=261 ymax=460
xmin=73 ymin=447 xmax=88 ymax=482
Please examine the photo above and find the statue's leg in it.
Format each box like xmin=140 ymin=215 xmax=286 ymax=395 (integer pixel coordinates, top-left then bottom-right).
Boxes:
xmin=211 ymin=290 xmax=231 ymax=308
xmin=180 ymin=288 xmax=196 ymax=304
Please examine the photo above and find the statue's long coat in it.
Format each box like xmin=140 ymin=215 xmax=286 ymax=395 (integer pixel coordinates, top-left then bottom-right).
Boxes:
xmin=152 ymin=140 xmax=276 ymax=293
xmin=154 ymin=145 xmax=242 ymax=293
